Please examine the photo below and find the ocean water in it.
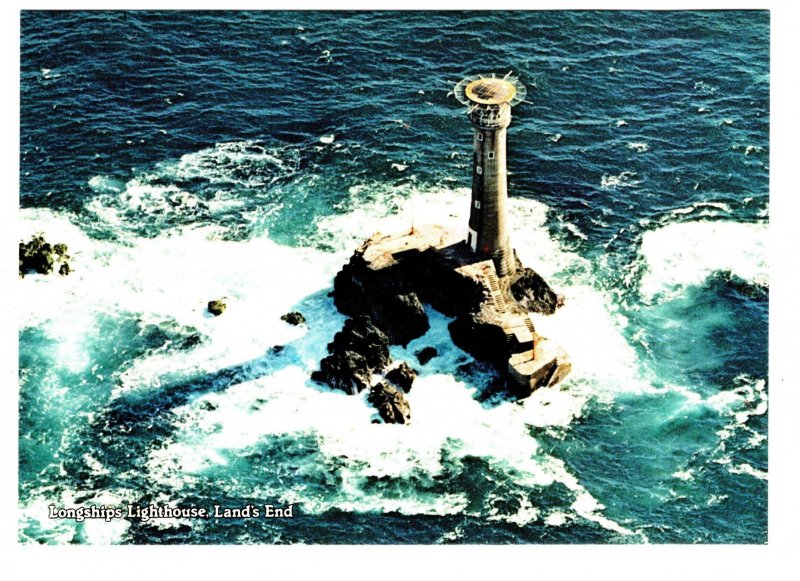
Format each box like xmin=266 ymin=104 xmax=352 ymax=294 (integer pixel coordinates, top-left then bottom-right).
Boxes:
xmin=18 ymin=11 xmax=769 ymax=544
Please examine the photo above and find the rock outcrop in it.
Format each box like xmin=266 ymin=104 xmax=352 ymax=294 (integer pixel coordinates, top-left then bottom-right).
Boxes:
xmin=207 ymin=299 xmax=226 ymax=316
xmin=367 ymin=381 xmax=411 ymax=424
xmin=510 ymin=267 xmax=564 ymax=315
xmin=281 ymin=311 xmax=306 ymax=326
xmin=385 ymin=362 xmax=417 ymax=393
xmin=325 ymin=224 xmax=571 ymax=399
xmin=311 ymin=315 xmax=390 ymax=395
xmin=415 ymin=346 xmax=438 ymax=365
xmin=334 ymin=260 xmax=429 ymax=346
xmin=19 ymin=233 xmax=70 ymax=277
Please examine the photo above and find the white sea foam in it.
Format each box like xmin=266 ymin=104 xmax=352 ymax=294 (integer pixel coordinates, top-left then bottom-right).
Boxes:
xmin=674 ymin=376 xmax=769 ymax=483
xmin=175 ymin=141 xmax=300 ymax=186
xmin=639 ymin=220 xmax=768 ymax=300
xmin=728 ymin=463 xmax=768 ymax=481
xmin=627 ymin=142 xmax=649 ymax=153
xmin=601 ymin=171 xmax=641 ymax=190
xmin=670 ymin=201 xmax=732 ymax=216
xmin=85 ymin=141 xmax=302 ymax=229
xmin=87 ymin=175 xmax=125 ymax=195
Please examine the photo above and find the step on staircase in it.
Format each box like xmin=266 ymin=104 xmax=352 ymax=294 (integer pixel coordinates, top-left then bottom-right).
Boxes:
xmin=483 ymin=270 xmax=507 ymax=314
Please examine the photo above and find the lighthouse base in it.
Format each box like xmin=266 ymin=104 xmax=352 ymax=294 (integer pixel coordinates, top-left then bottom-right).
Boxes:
xmin=317 ymin=223 xmax=571 ymax=402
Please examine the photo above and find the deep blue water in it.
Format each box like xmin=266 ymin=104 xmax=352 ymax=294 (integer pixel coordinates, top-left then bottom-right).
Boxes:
xmin=19 ymin=11 xmax=768 ymax=544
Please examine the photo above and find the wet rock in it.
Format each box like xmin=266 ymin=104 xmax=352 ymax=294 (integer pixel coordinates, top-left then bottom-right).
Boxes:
xmin=207 ymin=299 xmax=226 ymax=316
xmin=333 ymin=256 xmax=430 ymax=346
xmin=281 ymin=311 xmax=305 ymax=326
xmin=415 ymin=346 xmax=438 ymax=365
xmin=200 ymin=400 xmax=218 ymax=411
xmin=311 ymin=315 xmax=390 ymax=394
xmin=368 ymin=381 xmax=411 ymax=424
xmin=385 ymin=362 xmax=417 ymax=392
xmin=19 ymin=233 xmax=70 ymax=277
xmin=372 ymin=292 xmax=429 ymax=346
xmin=448 ymin=314 xmax=511 ymax=368
xmin=509 ymin=267 xmax=562 ymax=315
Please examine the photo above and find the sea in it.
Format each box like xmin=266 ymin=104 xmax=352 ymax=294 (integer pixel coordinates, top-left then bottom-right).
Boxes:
xmin=18 ymin=10 xmax=769 ymax=545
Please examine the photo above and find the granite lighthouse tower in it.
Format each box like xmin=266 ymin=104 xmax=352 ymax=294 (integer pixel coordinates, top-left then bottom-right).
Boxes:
xmin=455 ymin=73 xmax=527 ymax=277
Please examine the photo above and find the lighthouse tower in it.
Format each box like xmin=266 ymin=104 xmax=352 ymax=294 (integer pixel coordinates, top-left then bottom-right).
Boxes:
xmin=454 ymin=73 xmax=527 ymax=277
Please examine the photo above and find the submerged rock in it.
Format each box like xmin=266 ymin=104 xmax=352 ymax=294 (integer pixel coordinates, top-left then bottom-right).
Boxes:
xmin=311 ymin=315 xmax=390 ymax=394
xmin=385 ymin=362 xmax=417 ymax=393
xmin=281 ymin=311 xmax=306 ymax=326
xmin=19 ymin=233 xmax=70 ymax=277
xmin=368 ymin=381 xmax=411 ymax=424
xmin=207 ymin=299 xmax=227 ymax=316
xmin=179 ymin=333 xmax=204 ymax=349
xmin=415 ymin=346 xmax=438 ymax=365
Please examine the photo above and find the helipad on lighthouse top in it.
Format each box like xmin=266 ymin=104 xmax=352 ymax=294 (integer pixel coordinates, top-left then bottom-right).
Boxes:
xmin=465 ymin=77 xmax=517 ymax=105
xmin=454 ymin=73 xmax=527 ymax=107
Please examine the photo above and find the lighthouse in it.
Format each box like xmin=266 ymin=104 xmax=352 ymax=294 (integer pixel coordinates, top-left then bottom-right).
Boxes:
xmin=454 ymin=73 xmax=527 ymax=277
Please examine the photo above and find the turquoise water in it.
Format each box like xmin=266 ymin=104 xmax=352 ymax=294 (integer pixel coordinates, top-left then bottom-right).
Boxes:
xmin=19 ymin=11 xmax=768 ymax=544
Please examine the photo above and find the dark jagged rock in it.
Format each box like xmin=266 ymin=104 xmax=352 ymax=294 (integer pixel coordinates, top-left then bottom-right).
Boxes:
xmin=311 ymin=316 xmax=390 ymax=394
xmin=368 ymin=381 xmax=411 ymax=424
xmin=334 ymin=257 xmax=429 ymax=346
xmin=207 ymin=299 xmax=227 ymax=316
xmin=385 ymin=362 xmax=417 ymax=393
xmin=509 ymin=267 xmax=563 ymax=315
xmin=415 ymin=346 xmax=438 ymax=365
xmin=19 ymin=233 xmax=70 ymax=277
xmin=448 ymin=314 xmax=512 ymax=368
xmin=281 ymin=311 xmax=306 ymax=326
xmin=311 ymin=350 xmax=371 ymax=395
xmin=200 ymin=400 xmax=218 ymax=411
xmin=371 ymin=292 xmax=428 ymax=346
xmin=53 ymin=243 xmax=68 ymax=257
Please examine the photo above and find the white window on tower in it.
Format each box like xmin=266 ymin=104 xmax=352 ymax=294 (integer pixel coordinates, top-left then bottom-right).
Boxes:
xmin=477 ymin=133 xmax=484 ymax=142
xmin=476 ymin=166 xmax=482 ymax=175
xmin=474 ymin=200 xmax=481 ymax=209
xmin=487 ymin=151 xmax=495 ymax=160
